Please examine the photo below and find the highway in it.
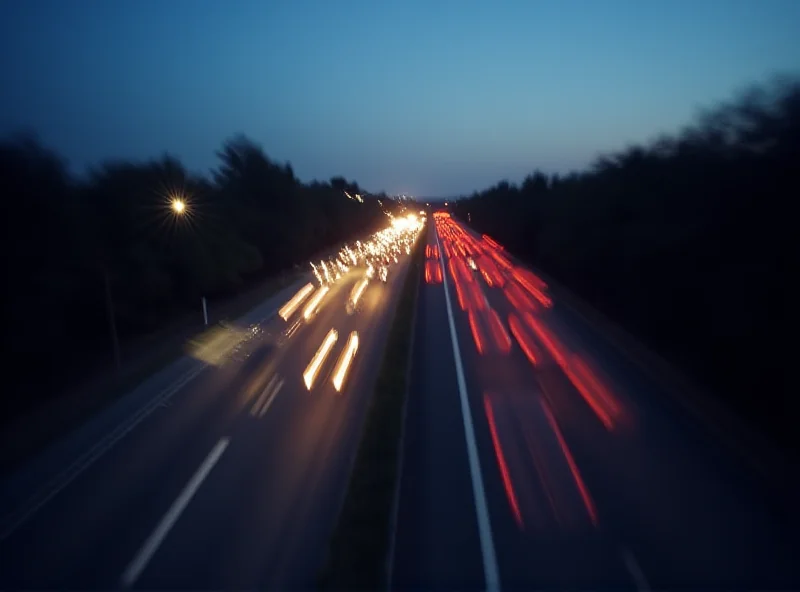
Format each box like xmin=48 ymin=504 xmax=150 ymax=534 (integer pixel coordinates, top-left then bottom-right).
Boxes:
xmin=391 ymin=213 xmax=800 ymax=591
xmin=0 ymin=216 xmax=423 ymax=590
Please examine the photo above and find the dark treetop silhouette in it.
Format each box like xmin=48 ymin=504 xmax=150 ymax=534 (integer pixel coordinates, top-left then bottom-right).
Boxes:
xmin=452 ymin=76 xmax=796 ymax=457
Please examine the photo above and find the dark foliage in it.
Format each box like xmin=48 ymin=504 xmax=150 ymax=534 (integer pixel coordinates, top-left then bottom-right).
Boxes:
xmin=1 ymin=133 xmax=388 ymax=420
xmin=452 ymin=76 xmax=796 ymax=453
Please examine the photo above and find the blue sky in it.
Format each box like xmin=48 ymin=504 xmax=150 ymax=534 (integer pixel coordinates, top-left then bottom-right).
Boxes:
xmin=1 ymin=0 xmax=798 ymax=196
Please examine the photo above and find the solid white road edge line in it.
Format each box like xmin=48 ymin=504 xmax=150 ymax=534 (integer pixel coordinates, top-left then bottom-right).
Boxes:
xmin=120 ymin=438 xmax=229 ymax=588
xmin=434 ymin=225 xmax=501 ymax=592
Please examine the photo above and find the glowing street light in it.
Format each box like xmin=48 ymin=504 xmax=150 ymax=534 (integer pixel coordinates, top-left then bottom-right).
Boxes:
xmin=171 ymin=198 xmax=186 ymax=214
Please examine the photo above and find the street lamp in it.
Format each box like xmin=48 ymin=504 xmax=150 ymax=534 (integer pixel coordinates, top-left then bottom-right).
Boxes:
xmin=171 ymin=197 xmax=186 ymax=214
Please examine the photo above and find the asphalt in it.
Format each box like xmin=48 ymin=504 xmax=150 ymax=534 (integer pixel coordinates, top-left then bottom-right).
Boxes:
xmin=0 ymin=252 xmax=412 ymax=590
xmin=391 ymin=216 xmax=800 ymax=591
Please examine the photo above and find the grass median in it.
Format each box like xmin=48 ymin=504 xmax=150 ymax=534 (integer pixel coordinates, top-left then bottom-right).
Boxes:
xmin=318 ymin=230 xmax=425 ymax=591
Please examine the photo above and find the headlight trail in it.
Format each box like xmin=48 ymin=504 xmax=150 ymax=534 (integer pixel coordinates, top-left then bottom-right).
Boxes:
xmin=279 ymin=283 xmax=315 ymax=321
xmin=305 ymin=208 xmax=424 ymax=291
xmin=303 ymin=329 xmax=338 ymax=390
xmin=332 ymin=331 xmax=359 ymax=392
xmin=303 ymin=285 xmax=330 ymax=320
xmin=349 ymin=277 xmax=369 ymax=310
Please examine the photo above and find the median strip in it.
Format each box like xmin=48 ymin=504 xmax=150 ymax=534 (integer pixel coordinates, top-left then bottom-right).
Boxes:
xmin=318 ymin=228 xmax=425 ymax=591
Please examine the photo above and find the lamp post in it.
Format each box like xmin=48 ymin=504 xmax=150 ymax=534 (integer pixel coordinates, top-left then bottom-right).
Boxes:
xmin=104 ymin=197 xmax=188 ymax=370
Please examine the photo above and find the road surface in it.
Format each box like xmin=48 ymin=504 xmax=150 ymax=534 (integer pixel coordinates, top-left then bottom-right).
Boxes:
xmin=0 ymin=236 xmax=416 ymax=589
xmin=391 ymin=213 xmax=799 ymax=591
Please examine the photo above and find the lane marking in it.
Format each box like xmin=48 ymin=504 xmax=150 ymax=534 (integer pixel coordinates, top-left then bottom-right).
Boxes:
xmin=120 ymin=438 xmax=229 ymax=588
xmin=621 ymin=547 xmax=650 ymax=591
xmin=250 ymin=375 xmax=278 ymax=416
xmin=0 ymin=364 xmax=206 ymax=540
xmin=434 ymin=226 xmax=501 ymax=592
xmin=258 ymin=379 xmax=284 ymax=417
xmin=2 ymin=291 xmax=293 ymax=539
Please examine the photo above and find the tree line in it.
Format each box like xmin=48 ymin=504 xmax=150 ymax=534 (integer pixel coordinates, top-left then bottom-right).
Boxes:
xmin=452 ymin=75 xmax=796 ymax=454
xmin=2 ymin=133 xmax=391 ymax=420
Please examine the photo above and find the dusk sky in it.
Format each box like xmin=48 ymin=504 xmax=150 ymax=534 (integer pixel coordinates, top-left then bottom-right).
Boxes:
xmin=1 ymin=0 xmax=798 ymax=197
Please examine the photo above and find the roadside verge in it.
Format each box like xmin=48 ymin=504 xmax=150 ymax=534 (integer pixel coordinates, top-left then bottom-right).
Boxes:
xmin=533 ymin=265 xmax=799 ymax=506
xmin=0 ymin=271 xmax=301 ymax=476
